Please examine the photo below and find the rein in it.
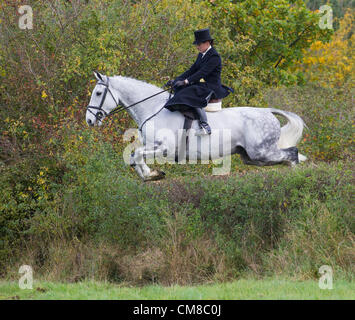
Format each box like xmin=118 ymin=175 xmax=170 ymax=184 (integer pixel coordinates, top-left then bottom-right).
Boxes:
xmin=87 ymin=78 xmax=173 ymax=122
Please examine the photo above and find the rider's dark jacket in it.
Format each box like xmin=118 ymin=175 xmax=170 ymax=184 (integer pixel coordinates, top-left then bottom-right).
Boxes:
xmin=164 ymin=46 xmax=233 ymax=111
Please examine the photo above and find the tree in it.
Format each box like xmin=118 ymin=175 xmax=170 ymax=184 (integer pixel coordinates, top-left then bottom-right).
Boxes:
xmin=306 ymin=0 xmax=355 ymax=29
xmin=291 ymin=8 xmax=355 ymax=88
xmin=206 ymin=0 xmax=332 ymax=103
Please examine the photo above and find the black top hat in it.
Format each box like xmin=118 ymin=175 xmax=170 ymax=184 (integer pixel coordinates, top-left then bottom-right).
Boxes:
xmin=193 ymin=28 xmax=214 ymax=45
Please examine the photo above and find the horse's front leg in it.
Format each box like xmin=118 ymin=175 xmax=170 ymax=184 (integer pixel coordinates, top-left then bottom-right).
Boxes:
xmin=130 ymin=144 xmax=166 ymax=181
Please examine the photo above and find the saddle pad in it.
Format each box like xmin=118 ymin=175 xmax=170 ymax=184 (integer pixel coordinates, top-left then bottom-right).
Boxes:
xmin=205 ymin=101 xmax=222 ymax=112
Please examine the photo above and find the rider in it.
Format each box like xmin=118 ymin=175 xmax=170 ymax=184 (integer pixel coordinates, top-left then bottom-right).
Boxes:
xmin=164 ymin=28 xmax=233 ymax=135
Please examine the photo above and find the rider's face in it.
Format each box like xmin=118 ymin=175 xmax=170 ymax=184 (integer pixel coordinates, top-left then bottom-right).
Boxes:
xmin=196 ymin=41 xmax=211 ymax=53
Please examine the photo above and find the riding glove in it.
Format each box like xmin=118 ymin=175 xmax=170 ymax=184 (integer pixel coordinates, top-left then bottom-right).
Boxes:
xmin=165 ymin=79 xmax=174 ymax=87
xmin=174 ymin=80 xmax=186 ymax=88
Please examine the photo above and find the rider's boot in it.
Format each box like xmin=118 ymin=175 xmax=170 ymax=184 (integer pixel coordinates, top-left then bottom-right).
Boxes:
xmin=194 ymin=107 xmax=211 ymax=136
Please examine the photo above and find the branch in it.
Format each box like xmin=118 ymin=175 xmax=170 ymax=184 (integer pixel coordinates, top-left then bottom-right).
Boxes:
xmin=274 ymin=24 xmax=313 ymax=68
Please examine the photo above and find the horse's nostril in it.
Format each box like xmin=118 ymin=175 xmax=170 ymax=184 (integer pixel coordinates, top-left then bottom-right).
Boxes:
xmin=88 ymin=119 xmax=92 ymax=124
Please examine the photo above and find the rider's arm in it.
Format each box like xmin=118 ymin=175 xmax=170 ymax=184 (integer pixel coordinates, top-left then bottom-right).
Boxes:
xmin=186 ymin=55 xmax=220 ymax=84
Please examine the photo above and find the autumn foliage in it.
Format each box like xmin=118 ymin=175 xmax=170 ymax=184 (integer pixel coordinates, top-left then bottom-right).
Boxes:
xmin=292 ymin=8 xmax=355 ymax=88
xmin=0 ymin=1 xmax=354 ymax=284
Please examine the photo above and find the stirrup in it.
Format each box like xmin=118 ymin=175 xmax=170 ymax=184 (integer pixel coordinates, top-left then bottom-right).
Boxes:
xmin=195 ymin=122 xmax=211 ymax=136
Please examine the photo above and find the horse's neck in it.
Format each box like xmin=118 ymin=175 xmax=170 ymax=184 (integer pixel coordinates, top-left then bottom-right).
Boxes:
xmin=110 ymin=76 xmax=168 ymax=127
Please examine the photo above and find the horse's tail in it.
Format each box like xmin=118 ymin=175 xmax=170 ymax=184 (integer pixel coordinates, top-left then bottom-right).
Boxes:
xmin=269 ymin=108 xmax=308 ymax=162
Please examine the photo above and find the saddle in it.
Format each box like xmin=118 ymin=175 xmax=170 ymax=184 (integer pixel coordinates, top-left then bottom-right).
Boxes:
xmin=179 ymin=99 xmax=223 ymax=131
xmin=205 ymin=99 xmax=222 ymax=112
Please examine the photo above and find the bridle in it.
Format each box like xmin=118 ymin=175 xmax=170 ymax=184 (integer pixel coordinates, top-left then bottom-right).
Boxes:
xmin=86 ymin=77 xmax=121 ymax=122
xmin=86 ymin=77 xmax=173 ymax=123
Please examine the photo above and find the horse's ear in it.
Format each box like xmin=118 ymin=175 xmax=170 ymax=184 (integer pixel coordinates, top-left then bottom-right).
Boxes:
xmin=93 ymin=71 xmax=103 ymax=81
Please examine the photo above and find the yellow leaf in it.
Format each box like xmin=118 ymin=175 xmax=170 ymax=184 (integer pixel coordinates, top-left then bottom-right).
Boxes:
xmin=42 ymin=91 xmax=48 ymax=99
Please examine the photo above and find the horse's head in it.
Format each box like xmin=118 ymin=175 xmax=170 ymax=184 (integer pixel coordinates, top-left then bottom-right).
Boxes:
xmin=86 ymin=71 xmax=120 ymax=127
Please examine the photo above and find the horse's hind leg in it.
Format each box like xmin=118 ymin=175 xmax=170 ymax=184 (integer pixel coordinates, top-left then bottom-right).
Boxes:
xmin=236 ymin=146 xmax=265 ymax=166
xmin=281 ymin=147 xmax=299 ymax=166
xmin=246 ymin=145 xmax=299 ymax=167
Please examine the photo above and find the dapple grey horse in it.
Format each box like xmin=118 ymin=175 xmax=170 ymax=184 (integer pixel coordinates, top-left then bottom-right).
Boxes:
xmin=86 ymin=72 xmax=307 ymax=181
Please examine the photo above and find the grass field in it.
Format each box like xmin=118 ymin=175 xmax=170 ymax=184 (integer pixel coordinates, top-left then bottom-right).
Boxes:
xmin=0 ymin=278 xmax=354 ymax=300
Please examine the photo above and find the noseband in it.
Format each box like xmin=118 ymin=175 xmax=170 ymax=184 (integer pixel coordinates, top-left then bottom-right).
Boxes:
xmin=86 ymin=78 xmax=120 ymax=122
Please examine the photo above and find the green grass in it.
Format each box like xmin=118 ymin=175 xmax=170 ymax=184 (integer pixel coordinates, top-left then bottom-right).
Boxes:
xmin=1 ymin=278 xmax=354 ymax=300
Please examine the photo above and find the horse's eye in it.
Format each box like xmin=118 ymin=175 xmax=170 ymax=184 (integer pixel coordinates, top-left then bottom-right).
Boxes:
xmin=96 ymin=92 xmax=102 ymax=96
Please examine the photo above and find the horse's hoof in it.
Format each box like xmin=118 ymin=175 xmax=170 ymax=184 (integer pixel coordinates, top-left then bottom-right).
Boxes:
xmin=155 ymin=170 xmax=166 ymax=179
xmin=144 ymin=170 xmax=166 ymax=182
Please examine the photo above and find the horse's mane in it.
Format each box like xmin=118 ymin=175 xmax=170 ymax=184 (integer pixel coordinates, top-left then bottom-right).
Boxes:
xmin=111 ymin=75 xmax=165 ymax=99
xmin=108 ymin=75 xmax=170 ymax=126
